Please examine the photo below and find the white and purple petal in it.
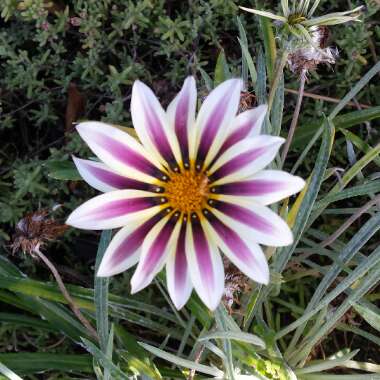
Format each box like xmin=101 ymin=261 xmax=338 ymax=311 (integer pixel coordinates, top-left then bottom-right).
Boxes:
xmin=66 ymin=190 xmax=166 ymax=230
xmin=208 ymin=135 xmax=284 ymax=185
xmin=130 ymin=213 xmax=181 ymax=293
xmin=185 ymin=215 xmax=224 ymax=310
xmin=97 ymin=210 xmax=167 ymax=277
xmin=167 ymin=77 xmax=197 ymax=168
xmin=208 ymin=198 xmax=293 ymax=246
xmin=166 ymin=222 xmax=193 ymax=309
xmin=194 ymin=79 xmax=243 ymax=169
xmin=76 ymin=122 xmax=166 ymax=183
xmin=203 ymin=211 xmax=269 ymax=284
xmin=217 ymin=104 xmax=267 ymax=156
xmin=210 ymin=170 xmax=305 ymax=205
xmin=73 ymin=157 xmax=160 ymax=193
xmin=131 ymin=81 xmax=181 ymax=170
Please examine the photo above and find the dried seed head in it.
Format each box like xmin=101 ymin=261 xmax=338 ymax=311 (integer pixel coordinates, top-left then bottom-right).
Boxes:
xmin=11 ymin=209 xmax=68 ymax=256
xmin=222 ymin=257 xmax=251 ymax=314
xmin=287 ymin=26 xmax=338 ymax=77
xmin=239 ymin=91 xmax=256 ymax=113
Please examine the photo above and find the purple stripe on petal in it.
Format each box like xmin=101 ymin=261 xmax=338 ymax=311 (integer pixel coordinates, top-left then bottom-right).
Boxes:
xmin=210 ymin=146 xmax=267 ymax=182
xmin=142 ymin=101 xmax=177 ymax=168
xmin=191 ymin=217 xmax=213 ymax=286
xmin=213 ymin=179 xmax=285 ymax=196
xmin=205 ymin=211 xmax=255 ymax=266
xmin=211 ymin=200 xmax=273 ymax=234
xmin=82 ymin=161 xmax=155 ymax=191
xmin=141 ymin=213 xmax=179 ymax=274
xmin=175 ymin=93 xmax=190 ymax=163
xmin=91 ymin=131 xmax=164 ymax=178
xmin=110 ymin=211 xmax=165 ymax=267
xmin=219 ymin=120 xmax=252 ymax=155
xmin=196 ymin=94 xmax=231 ymax=166
xmin=174 ymin=223 xmax=187 ymax=288
xmin=87 ymin=197 xmax=161 ymax=220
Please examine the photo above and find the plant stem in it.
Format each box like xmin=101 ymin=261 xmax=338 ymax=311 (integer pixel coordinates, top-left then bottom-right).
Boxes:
xmin=34 ymin=244 xmax=99 ymax=341
xmin=281 ymin=70 xmax=306 ymax=166
xmin=268 ymin=50 xmax=288 ymax=111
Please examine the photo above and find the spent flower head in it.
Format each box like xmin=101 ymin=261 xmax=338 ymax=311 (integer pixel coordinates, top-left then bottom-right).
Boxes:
xmin=12 ymin=209 xmax=68 ymax=256
xmin=241 ymin=1 xmax=363 ymax=75
xmin=66 ymin=78 xmax=305 ymax=310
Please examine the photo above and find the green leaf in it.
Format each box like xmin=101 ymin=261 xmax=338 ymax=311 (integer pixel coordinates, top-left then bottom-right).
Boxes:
xmin=0 ymin=362 xmax=23 ymax=380
xmin=199 ymin=68 xmax=213 ymax=91
xmin=115 ymin=324 xmax=162 ymax=379
xmin=259 ymin=16 xmax=277 ymax=82
xmin=293 ymin=106 xmax=380 ymax=149
xmin=139 ymin=342 xmax=224 ymax=377
xmin=277 ymin=219 xmax=380 ymax=341
xmin=290 ymin=262 xmax=380 ymax=366
xmin=337 ymin=323 xmax=380 ymax=347
xmin=352 ymin=302 xmax=380 ymax=332
xmin=308 ymin=143 xmax=380 ymax=227
xmin=237 ymin=37 xmax=257 ymax=85
xmin=270 ymin=74 xmax=284 ymax=136
xmin=295 ymin=350 xmax=359 ymax=375
xmin=214 ymin=50 xmax=231 ymax=86
xmin=44 ymin=160 xmax=81 ymax=181
xmin=82 ymin=338 xmax=129 ymax=380
xmin=341 ymin=129 xmax=380 ymax=167
xmin=199 ymin=331 xmax=265 ymax=349
xmin=94 ymin=230 xmax=112 ymax=352
xmin=299 ymin=374 xmax=380 ymax=380
xmin=313 ymin=181 xmax=380 ymax=211
xmin=214 ymin=306 xmax=235 ymax=380
xmin=237 ymin=16 xmax=249 ymax=85
xmin=0 ymin=354 xmax=93 ymax=375
xmin=240 ymin=6 xmax=287 ymax=22
xmin=0 ymin=312 xmax=54 ymax=331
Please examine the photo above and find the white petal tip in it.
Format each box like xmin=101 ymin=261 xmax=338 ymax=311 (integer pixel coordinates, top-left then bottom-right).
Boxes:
xmin=255 ymin=267 xmax=270 ymax=285
xmin=130 ymin=276 xmax=150 ymax=295
xmin=96 ymin=264 xmax=114 ymax=277
xmin=173 ymin=299 xmax=187 ymax=310
xmin=257 ymin=104 xmax=268 ymax=114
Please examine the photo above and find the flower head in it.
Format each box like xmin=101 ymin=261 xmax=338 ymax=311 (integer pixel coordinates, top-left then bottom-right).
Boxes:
xmin=12 ymin=209 xmax=68 ymax=256
xmin=66 ymin=77 xmax=305 ymax=310
xmin=241 ymin=1 xmax=362 ymax=75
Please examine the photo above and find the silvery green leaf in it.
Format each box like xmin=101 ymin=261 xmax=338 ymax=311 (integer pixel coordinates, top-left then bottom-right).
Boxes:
xmin=239 ymin=7 xmax=287 ymax=22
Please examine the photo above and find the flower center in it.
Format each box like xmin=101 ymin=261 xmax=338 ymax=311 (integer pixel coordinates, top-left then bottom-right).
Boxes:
xmin=288 ymin=13 xmax=306 ymax=25
xmin=165 ymin=170 xmax=209 ymax=214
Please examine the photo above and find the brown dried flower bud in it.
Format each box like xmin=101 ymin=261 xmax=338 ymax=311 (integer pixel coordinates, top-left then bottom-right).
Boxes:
xmin=11 ymin=209 xmax=68 ymax=256
xmin=239 ymin=91 xmax=256 ymax=113
xmin=287 ymin=26 xmax=338 ymax=77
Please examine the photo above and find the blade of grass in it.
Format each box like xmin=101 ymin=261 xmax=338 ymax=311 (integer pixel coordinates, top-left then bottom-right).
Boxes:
xmin=295 ymin=350 xmax=359 ymax=375
xmin=94 ymin=230 xmax=112 ymax=352
xmin=277 ymin=240 xmax=380 ymax=342
xmin=0 ymin=354 xmax=93 ymax=375
xmin=215 ymin=305 xmax=235 ymax=380
xmin=139 ymin=342 xmax=224 ymax=377
xmin=290 ymin=262 xmax=380 ymax=366
xmin=0 ymin=362 xmax=23 ymax=380
xmin=81 ymin=338 xmax=129 ymax=379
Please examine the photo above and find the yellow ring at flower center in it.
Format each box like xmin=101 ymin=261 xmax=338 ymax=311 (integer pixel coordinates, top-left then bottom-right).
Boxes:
xmin=165 ymin=170 xmax=209 ymax=214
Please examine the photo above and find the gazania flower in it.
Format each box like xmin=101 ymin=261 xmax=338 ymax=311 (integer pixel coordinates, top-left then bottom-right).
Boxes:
xmin=67 ymin=77 xmax=305 ymax=310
